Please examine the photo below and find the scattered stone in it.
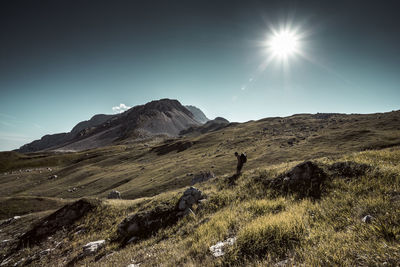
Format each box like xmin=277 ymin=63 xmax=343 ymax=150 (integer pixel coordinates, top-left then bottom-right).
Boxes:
xmin=49 ymin=175 xmax=58 ymax=179
xmin=209 ymin=237 xmax=236 ymax=257
xmin=108 ymin=190 xmax=122 ymax=199
xmin=47 ymin=168 xmax=52 ymax=171
xmin=191 ymin=171 xmax=215 ymax=185
xmin=82 ymin=240 xmax=105 ymax=256
xmin=127 ymin=264 xmax=140 ymax=267
xmin=264 ymin=161 xmax=327 ymax=199
xmin=362 ymin=215 xmax=374 ymax=224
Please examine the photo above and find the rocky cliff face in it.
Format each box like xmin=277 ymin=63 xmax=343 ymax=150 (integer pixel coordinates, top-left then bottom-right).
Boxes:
xmin=18 ymin=99 xmax=202 ymax=152
xmin=185 ymin=105 xmax=209 ymax=124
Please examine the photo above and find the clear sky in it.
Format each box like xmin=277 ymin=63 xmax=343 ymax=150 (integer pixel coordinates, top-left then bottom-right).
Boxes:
xmin=1 ymin=0 xmax=400 ymax=151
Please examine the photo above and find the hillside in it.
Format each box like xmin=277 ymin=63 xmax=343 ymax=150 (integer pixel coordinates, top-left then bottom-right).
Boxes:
xmin=0 ymin=110 xmax=400 ymax=266
xmin=2 ymin=110 xmax=400 ymax=199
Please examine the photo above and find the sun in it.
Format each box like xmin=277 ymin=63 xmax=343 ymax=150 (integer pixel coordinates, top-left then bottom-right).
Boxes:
xmin=268 ymin=29 xmax=300 ymax=59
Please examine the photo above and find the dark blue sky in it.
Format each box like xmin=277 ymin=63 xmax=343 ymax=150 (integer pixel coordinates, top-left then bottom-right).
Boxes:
xmin=1 ymin=0 xmax=400 ymax=151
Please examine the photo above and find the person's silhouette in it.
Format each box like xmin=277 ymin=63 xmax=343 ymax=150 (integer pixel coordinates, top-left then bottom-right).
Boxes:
xmin=235 ymin=152 xmax=247 ymax=175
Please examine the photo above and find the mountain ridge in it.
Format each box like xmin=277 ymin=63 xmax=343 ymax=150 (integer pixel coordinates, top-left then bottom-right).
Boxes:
xmin=18 ymin=99 xmax=203 ymax=153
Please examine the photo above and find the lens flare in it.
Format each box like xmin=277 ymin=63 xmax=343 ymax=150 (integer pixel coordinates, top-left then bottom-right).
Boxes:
xmin=270 ymin=30 xmax=299 ymax=58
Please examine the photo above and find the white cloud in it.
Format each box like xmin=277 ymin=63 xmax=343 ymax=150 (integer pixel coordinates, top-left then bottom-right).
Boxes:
xmin=112 ymin=103 xmax=131 ymax=113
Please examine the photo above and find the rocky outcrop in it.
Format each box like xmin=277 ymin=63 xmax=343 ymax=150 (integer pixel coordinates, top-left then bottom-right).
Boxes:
xmin=176 ymin=187 xmax=205 ymax=216
xmin=107 ymin=190 xmax=122 ymax=199
xmin=117 ymin=187 xmax=206 ymax=244
xmin=82 ymin=240 xmax=105 ymax=256
xmin=264 ymin=161 xmax=327 ymax=199
xmin=185 ymin=105 xmax=209 ymax=124
xmin=209 ymin=237 xmax=237 ymax=257
xmin=18 ymin=199 xmax=97 ymax=248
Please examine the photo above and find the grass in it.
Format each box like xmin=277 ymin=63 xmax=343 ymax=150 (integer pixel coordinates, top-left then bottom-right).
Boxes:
xmin=1 ymin=111 xmax=400 ymax=266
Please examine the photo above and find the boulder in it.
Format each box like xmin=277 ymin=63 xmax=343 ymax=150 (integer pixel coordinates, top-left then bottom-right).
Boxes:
xmin=191 ymin=171 xmax=215 ymax=185
xmin=362 ymin=215 xmax=373 ymax=224
xmin=209 ymin=237 xmax=236 ymax=257
xmin=108 ymin=190 xmax=122 ymax=199
xmin=82 ymin=240 xmax=105 ymax=256
xmin=176 ymin=187 xmax=205 ymax=216
xmin=265 ymin=161 xmax=327 ymax=199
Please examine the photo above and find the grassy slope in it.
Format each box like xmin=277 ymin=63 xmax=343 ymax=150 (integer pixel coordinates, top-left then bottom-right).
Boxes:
xmin=0 ymin=111 xmax=399 ymax=266
xmin=1 ymin=111 xmax=400 ymax=201
xmin=1 ymin=147 xmax=399 ymax=266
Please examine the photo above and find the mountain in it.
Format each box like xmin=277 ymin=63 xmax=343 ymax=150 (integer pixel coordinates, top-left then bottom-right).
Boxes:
xmin=18 ymin=99 xmax=202 ymax=153
xmin=185 ymin=105 xmax=209 ymax=124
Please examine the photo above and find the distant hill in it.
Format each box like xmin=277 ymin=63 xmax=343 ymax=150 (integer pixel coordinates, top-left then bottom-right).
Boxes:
xmin=185 ymin=105 xmax=209 ymax=124
xmin=18 ymin=99 xmax=202 ymax=153
xmin=180 ymin=116 xmax=229 ymax=135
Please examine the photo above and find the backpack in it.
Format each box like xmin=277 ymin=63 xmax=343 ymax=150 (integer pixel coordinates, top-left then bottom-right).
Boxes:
xmin=240 ymin=153 xmax=247 ymax=163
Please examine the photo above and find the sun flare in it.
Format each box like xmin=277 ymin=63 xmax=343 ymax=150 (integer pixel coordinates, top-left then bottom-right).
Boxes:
xmin=269 ymin=30 xmax=299 ymax=58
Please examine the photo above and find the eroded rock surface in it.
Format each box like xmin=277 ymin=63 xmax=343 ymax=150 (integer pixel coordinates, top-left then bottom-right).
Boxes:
xmin=118 ymin=187 xmax=206 ymax=244
xmin=18 ymin=199 xmax=96 ymax=248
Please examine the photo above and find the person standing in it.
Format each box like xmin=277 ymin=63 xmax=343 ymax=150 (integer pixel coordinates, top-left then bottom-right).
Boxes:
xmin=235 ymin=152 xmax=247 ymax=175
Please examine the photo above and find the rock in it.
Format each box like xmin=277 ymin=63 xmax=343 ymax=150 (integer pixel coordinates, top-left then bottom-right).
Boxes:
xmin=118 ymin=205 xmax=178 ymax=243
xmin=49 ymin=175 xmax=57 ymax=179
xmin=177 ymin=187 xmax=205 ymax=215
xmin=209 ymin=237 xmax=236 ymax=257
xmin=82 ymin=240 xmax=105 ymax=256
xmin=265 ymin=161 xmax=327 ymax=199
xmin=18 ymin=199 xmax=97 ymax=248
xmin=108 ymin=190 xmax=122 ymax=199
xmin=362 ymin=215 xmax=373 ymax=223
xmin=127 ymin=264 xmax=140 ymax=267
xmin=118 ymin=187 xmax=206 ymax=243
xmin=191 ymin=171 xmax=215 ymax=185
